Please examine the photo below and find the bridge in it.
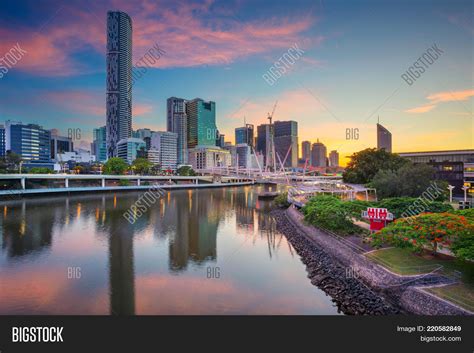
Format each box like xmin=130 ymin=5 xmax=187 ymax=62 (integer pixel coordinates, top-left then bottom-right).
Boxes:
xmin=0 ymin=174 xmax=255 ymax=197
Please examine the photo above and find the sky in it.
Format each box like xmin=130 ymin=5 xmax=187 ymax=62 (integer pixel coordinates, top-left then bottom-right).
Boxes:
xmin=0 ymin=0 xmax=472 ymax=165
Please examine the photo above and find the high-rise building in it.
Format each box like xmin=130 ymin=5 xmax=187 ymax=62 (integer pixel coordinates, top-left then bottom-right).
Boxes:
xmin=377 ymin=123 xmax=392 ymax=153
xmin=311 ymin=139 xmax=327 ymax=167
xmin=106 ymin=11 xmax=132 ymax=158
xmin=329 ymin=150 xmax=339 ymax=167
xmin=235 ymin=124 xmax=254 ymax=148
xmin=216 ymin=132 xmax=225 ymax=148
xmin=50 ymin=129 xmax=73 ymax=161
xmin=132 ymin=128 xmax=153 ymax=140
xmin=302 ymin=140 xmax=311 ymax=164
xmin=5 ymin=121 xmax=52 ymax=166
xmin=256 ymin=124 xmax=271 ymax=166
xmin=147 ymin=148 xmax=160 ymax=165
xmin=235 ymin=144 xmax=252 ymax=169
xmin=150 ymin=131 xmax=178 ymax=171
xmin=186 ymin=98 xmax=216 ymax=149
xmin=274 ymin=120 xmax=298 ymax=168
xmin=167 ymin=97 xmax=188 ymax=165
xmin=92 ymin=126 xmax=107 ymax=162
xmin=117 ymin=138 xmax=145 ymax=164
xmin=0 ymin=124 xmax=5 ymax=157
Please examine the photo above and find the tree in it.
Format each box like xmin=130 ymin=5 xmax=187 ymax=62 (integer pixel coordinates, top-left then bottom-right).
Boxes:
xmin=374 ymin=212 xmax=473 ymax=258
xmin=103 ymin=157 xmax=128 ymax=175
xmin=177 ymin=166 xmax=196 ymax=176
xmin=150 ymin=164 xmax=161 ymax=175
xmin=343 ymin=148 xmax=408 ymax=184
xmin=0 ymin=151 xmax=22 ymax=173
xmin=371 ymin=163 xmax=447 ymax=200
xmin=28 ymin=167 xmax=53 ymax=174
xmin=131 ymin=158 xmax=152 ymax=175
xmin=72 ymin=165 xmax=84 ymax=174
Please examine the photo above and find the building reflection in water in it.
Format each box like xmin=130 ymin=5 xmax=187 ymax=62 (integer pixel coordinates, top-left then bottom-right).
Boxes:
xmin=0 ymin=185 xmax=290 ymax=315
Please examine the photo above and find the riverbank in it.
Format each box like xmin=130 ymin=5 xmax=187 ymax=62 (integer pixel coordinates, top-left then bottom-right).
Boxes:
xmin=272 ymin=206 xmax=472 ymax=315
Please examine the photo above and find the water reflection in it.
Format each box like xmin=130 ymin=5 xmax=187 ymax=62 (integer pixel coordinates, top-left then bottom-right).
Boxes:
xmin=0 ymin=185 xmax=339 ymax=315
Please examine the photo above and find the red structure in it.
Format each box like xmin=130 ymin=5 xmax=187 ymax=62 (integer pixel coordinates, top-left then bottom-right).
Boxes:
xmin=362 ymin=207 xmax=394 ymax=231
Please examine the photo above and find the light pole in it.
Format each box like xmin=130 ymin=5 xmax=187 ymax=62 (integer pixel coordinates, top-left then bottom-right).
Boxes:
xmin=462 ymin=185 xmax=469 ymax=203
xmin=448 ymin=185 xmax=455 ymax=203
xmin=19 ymin=161 xmax=23 ymax=174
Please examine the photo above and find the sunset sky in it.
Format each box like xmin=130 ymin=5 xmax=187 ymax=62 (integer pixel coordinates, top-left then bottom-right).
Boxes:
xmin=0 ymin=0 xmax=472 ymax=164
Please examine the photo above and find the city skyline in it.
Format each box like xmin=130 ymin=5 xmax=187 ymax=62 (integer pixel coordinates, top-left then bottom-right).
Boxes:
xmin=0 ymin=0 xmax=472 ymax=166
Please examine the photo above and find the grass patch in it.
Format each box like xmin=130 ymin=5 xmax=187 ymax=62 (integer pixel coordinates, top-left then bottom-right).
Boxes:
xmin=367 ymin=247 xmax=474 ymax=311
xmin=425 ymin=284 xmax=474 ymax=313
xmin=366 ymin=247 xmax=474 ymax=282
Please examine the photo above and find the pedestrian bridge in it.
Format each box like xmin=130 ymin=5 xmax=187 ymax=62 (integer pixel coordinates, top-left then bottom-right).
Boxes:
xmin=0 ymin=174 xmax=255 ymax=197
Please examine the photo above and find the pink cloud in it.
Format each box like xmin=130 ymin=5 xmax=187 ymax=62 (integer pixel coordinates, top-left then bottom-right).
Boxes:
xmin=404 ymin=104 xmax=436 ymax=114
xmin=134 ymin=103 xmax=153 ymax=116
xmin=405 ymin=89 xmax=474 ymax=114
xmin=0 ymin=0 xmax=319 ymax=76
xmin=40 ymin=90 xmax=105 ymax=116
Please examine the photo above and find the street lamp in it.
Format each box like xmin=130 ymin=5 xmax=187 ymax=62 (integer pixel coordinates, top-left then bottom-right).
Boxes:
xmin=447 ymin=185 xmax=455 ymax=203
xmin=462 ymin=185 xmax=469 ymax=203
xmin=19 ymin=161 xmax=23 ymax=174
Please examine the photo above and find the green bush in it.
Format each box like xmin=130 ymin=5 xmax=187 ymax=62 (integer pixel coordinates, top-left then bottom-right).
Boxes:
xmin=119 ymin=179 xmax=130 ymax=186
xmin=274 ymin=192 xmax=290 ymax=208
xmin=377 ymin=197 xmax=453 ymax=218
xmin=302 ymin=195 xmax=364 ymax=235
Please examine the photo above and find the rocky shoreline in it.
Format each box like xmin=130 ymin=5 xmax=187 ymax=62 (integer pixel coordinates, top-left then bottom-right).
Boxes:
xmin=271 ymin=208 xmax=400 ymax=315
xmin=271 ymin=207 xmax=472 ymax=315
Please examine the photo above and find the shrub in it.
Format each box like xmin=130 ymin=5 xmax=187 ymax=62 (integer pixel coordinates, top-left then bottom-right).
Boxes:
xmin=302 ymin=195 xmax=364 ymax=235
xmin=378 ymin=197 xmax=453 ymax=219
xmin=274 ymin=192 xmax=290 ymax=208
xmin=373 ymin=212 xmax=474 ymax=259
xmin=119 ymin=179 xmax=130 ymax=186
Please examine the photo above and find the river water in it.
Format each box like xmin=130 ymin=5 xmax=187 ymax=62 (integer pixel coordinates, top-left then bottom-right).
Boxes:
xmin=0 ymin=185 xmax=340 ymax=315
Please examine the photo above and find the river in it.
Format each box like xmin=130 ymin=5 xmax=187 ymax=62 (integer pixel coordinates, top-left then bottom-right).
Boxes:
xmin=0 ymin=185 xmax=340 ymax=315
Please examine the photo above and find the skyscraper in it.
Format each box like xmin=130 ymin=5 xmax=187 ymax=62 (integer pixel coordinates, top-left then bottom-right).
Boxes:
xmin=167 ymin=97 xmax=188 ymax=165
xmin=311 ymin=139 xmax=327 ymax=167
xmin=301 ymin=140 xmax=311 ymax=164
xmin=329 ymin=150 xmax=339 ymax=167
xmin=50 ymin=129 xmax=73 ymax=161
xmin=274 ymin=120 xmax=298 ymax=168
xmin=150 ymin=131 xmax=178 ymax=171
xmin=256 ymin=124 xmax=273 ymax=168
xmin=92 ymin=126 xmax=107 ymax=162
xmin=0 ymin=125 xmax=5 ymax=157
xmin=235 ymin=124 xmax=254 ymax=148
xmin=186 ymin=98 xmax=216 ymax=149
xmin=377 ymin=123 xmax=392 ymax=153
xmin=117 ymin=138 xmax=145 ymax=164
xmin=106 ymin=11 xmax=132 ymax=158
xmin=5 ymin=121 xmax=52 ymax=166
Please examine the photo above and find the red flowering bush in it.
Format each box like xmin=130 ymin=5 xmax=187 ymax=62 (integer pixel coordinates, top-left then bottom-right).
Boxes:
xmin=372 ymin=212 xmax=474 ymax=259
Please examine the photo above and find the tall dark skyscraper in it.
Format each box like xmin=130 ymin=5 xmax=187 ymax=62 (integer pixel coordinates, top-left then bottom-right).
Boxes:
xmin=311 ymin=139 xmax=327 ymax=167
xmin=167 ymin=97 xmax=188 ymax=165
xmin=256 ymin=123 xmax=272 ymax=167
xmin=106 ymin=11 xmax=132 ymax=158
xmin=186 ymin=98 xmax=217 ymax=149
xmin=377 ymin=123 xmax=392 ymax=153
xmin=235 ymin=124 xmax=254 ymax=148
xmin=301 ymin=140 xmax=311 ymax=164
xmin=274 ymin=120 xmax=298 ymax=168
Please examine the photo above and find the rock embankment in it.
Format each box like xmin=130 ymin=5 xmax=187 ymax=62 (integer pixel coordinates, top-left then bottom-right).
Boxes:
xmin=272 ymin=209 xmax=400 ymax=315
xmin=272 ymin=206 xmax=472 ymax=315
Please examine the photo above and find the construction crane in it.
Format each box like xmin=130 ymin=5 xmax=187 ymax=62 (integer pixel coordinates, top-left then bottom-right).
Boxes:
xmin=267 ymin=101 xmax=278 ymax=125
xmin=265 ymin=101 xmax=278 ymax=172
